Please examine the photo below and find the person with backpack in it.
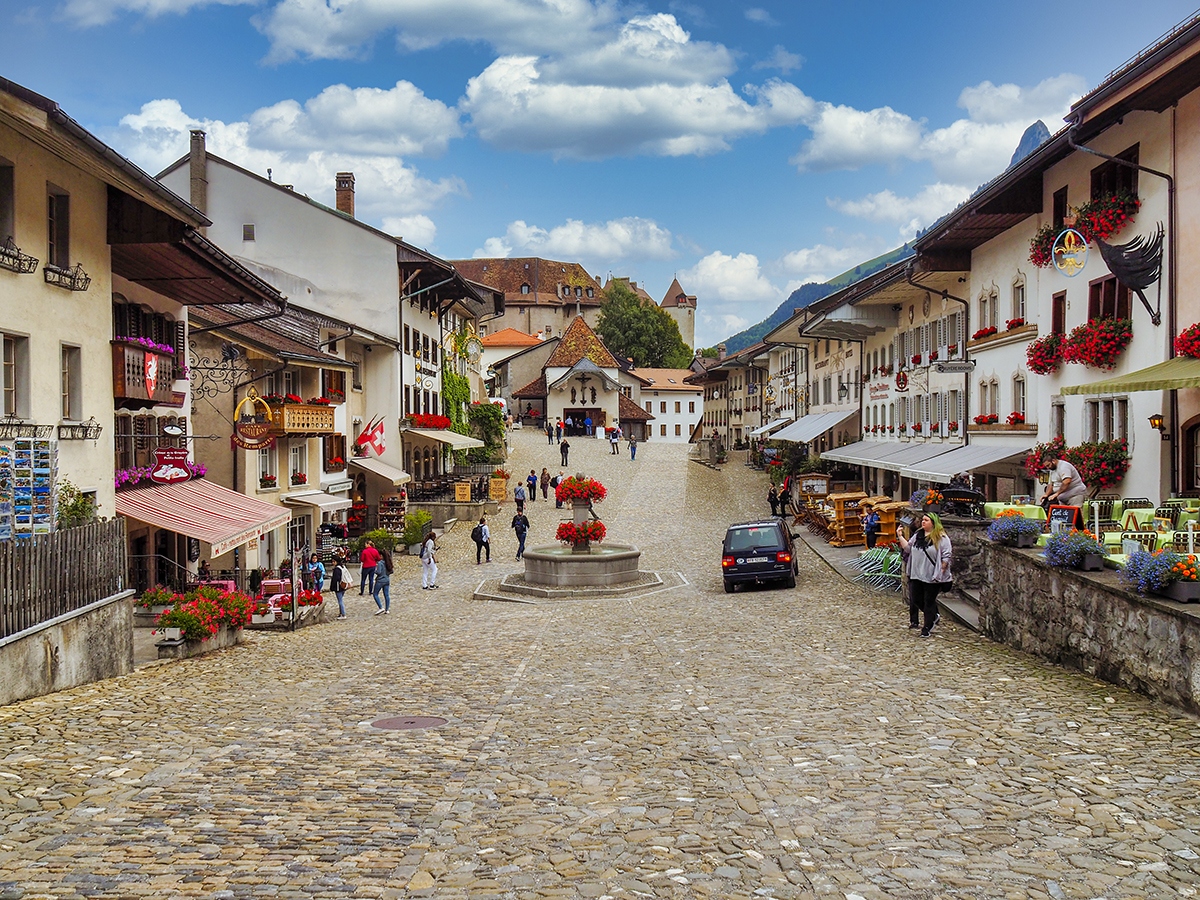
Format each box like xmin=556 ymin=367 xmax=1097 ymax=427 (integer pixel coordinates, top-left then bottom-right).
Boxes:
xmin=419 ymin=532 xmax=439 ymax=590
xmin=513 ymin=480 xmax=527 ymax=513
xmin=330 ymin=557 xmax=351 ymax=619
xmin=372 ymin=548 xmax=394 ymax=615
xmin=511 ymin=511 xmax=530 ymax=560
xmin=551 ymin=471 xmax=563 ymax=508
xmin=526 ymin=469 xmax=538 ymax=503
xmin=472 ymin=516 xmax=491 ymax=564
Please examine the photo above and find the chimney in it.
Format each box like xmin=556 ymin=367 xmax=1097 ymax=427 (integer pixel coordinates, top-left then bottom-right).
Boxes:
xmin=718 ymin=342 xmax=727 ymax=360
xmin=336 ymin=172 xmax=355 ymax=218
xmin=189 ymin=130 xmax=207 ymax=231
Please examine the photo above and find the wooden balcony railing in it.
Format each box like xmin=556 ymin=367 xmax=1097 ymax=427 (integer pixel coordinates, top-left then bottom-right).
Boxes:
xmin=112 ymin=341 xmax=178 ymax=408
xmin=268 ymin=403 xmax=336 ymax=436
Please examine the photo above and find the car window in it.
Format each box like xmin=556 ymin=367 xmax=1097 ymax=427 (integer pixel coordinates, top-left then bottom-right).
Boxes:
xmin=726 ymin=526 xmax=780 ymax=552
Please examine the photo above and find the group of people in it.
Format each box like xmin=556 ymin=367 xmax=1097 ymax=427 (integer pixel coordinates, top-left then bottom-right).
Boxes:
xmin=353 ymin=533 xmax=440 ymax=616
xmin=471 ymin=508 xmax=533 ymax=562
xmin=514 ymin=468 xmax=568 ymax=511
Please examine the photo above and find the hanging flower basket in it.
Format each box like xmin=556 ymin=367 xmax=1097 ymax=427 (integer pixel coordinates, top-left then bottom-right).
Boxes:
xmin=1074 ymin=192 xmax=1141 ymax=243
xmin=1029 ymin=224 xmax=1057 ymax=268
xmin=1176 ymin=323 xmax=1200 ymax=359
xmin=1060 ymin=317 xmax=1132 ymax=370
xmin=1025 ymin=435 xmax=1130 ymax=491
xmin=1025 ymin=333 xmax=1063 ymax=375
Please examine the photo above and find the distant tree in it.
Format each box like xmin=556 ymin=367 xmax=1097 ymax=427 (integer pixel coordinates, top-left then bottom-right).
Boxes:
xmin=698 ymin=347 xmax=720 ymax=358
xmin=596 ymin=282 xmax=693 ymax=368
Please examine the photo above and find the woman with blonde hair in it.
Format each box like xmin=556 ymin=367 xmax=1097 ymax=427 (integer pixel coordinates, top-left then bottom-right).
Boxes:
xmin=897 ymin=512 xmax=952 ymax=637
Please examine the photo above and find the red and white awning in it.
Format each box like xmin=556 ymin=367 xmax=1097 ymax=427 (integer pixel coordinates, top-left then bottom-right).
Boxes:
xmin=115 ymin=478 xmax=292 ymax=556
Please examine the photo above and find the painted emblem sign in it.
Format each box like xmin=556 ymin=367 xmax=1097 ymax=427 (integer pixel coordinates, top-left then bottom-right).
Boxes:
xmin=144 ymin=352 xmax=159 ymax=396
xmin=1052 ymin=228 xmax=1088 ymax=277
xmin=150 ymin=447 xmax=192 ymax=484
xmin=232 ymin=387 xmax=276 ymax=450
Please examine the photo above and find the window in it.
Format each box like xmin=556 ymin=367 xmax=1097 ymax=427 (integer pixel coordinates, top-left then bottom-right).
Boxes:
xmin=689 ymin=401 xmax=695 ymax=413
xmin=1091 ymin=144 xmax=1138 ymax=199
xmin=586 ymin=288 xmax=594 ymax=298
xmin=1013 ymin=375 xmax=1026 ymax=417
xmin=1088 ymin=276 xmax=1131 ymax=321
xmin=404 ymin=326 xmax=410 ymax=355
xmin=675 ymin=424 xmax=681 ymax=436
xmin=660 ymin=402 xmax=667 ymax=413
xmin=422 ymin=334 xmax=430 ymax=361
xmin=1053 ymin=186 xmax=1068 ymax=230
xmin=259 ymin=446 xmax=276 ymax=483
xmin=47 ymin=186 xmax=69 ymax=268
xmin=521 ymin=284 xmax=530 ymax=294
xmin=2 ymin=333 xmax=28 ymax=417
xmin=322 ymin=369 xmax=345 ymax=401
xmin=60 ymin=344 xmax=81 ymax=421
xmin=288 ymin=514 xmax=310 ymax=554
xmin=645 ymin=401 xmax=652 ymax=413
xmin=1052 ymin=402 xmax=1065 ymax=438
xmin=423 ymin=389 xmax=430 ymax=413
xmin=1052 ymin=292 xmax=1067 ymax=335
xmin=242 ymin=224 xmax=256 ymax=242
xmin=433 ymin=391 xmax=440 ymax=415
xmin=660 ymin=424 xmax=667 ymax=436
xmin=349 ymin=352 xmax=363 ymax=390
xmin=674 ymin=401 xmax=681 ymax=414
xmin=282 ymin=369 xmax=298 ymax=397
xmin=404 ymin=385 xmax=411 ymax=417
xmin=1012 ymin=279 xmax=1026 ymax=320
xmin=323 ymin=434 xmax=346 ymax=472
xmin=115 ymin=416 xmax=133 ymax=469
xmin=432 ymin=341 xmax=439 ymax=365
xmin=1086 ymin=398 xmax=1128 ymax=442
xmin=0 ymin=161 xmax=13 ymax=244
xmin=290 ymin=443 xmax=307 ymax=481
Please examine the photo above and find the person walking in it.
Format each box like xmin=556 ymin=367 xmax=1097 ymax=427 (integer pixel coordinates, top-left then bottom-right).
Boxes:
xmin=610 ymin=429 xmax=619 ymax=454
xmin=359 ymin=540 xmax=379 ymax=595
xmin=556 ymin=420 xmax=563 ymax=442
xmin=526 ymin=470 xmax=538 ymax=503
xmin=768 ymin=485 xmax=779 ymax=518
xmin=330 ymin=557 xmax=351 ymax=619
xmin=584 ymin=415 xmax=593 ymax=436
xmin=419 ymin=532 xmax=439 ymax=590
xmin=560 ymin=438 xmax=570 ymax=467
xmin=372 ymin=547 xmax=393 ymax=614
xmin=513 ymin=480 xmax=527 ymax=513
xmin=511 ymin=511 xmax=530 ymax=560
xmin=308 ymin=553 xmax=326 ymax=592
xmin=552 ymin=471 xmax=564 ymax=508
xmin=546 ymin=419 xmax=554 ymax=444
xmin=861 ymin=503 xmax=882 ymax=549
xmin=540 ymin=467 xmax=551 ymax=500
xmin=897 ymin=513 xmax=952 ymax=637
xmin=472 ymin=517 xmax=491 ymax=564
xmin=628 ymin=436 xmax=637 ymax=460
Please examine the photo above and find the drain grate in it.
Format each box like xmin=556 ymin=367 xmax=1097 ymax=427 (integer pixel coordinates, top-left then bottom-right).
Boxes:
xmin=371 ymin=716 xmax=448 ymax=730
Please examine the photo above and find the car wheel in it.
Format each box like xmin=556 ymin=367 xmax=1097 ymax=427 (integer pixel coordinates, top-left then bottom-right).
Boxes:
xmin=723 ymin=580 xmax=735 ymax=593
xmin=784 ymin=573 xmax=796 ymax=589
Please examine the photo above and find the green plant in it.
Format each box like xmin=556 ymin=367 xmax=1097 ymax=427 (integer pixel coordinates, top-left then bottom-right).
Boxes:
xmin=466 ymin=401 xmax=506 ymax=463
xmin=986 ymin=514 xmax=1043 ymax=545
xmin=402 ymin=511 xmax=432 ymax=546
xmin=442 ymin=361 xmax=471 ymax=436
xmin=136 ymin=586 xmax=180 ymax=609
xmin=56 ymin=479 xmax=96 ymax=530
xmin=350 ymin=527 xmax=400 ymax=555
xmin=1043 ymin=529 xmax=1106 ymax=568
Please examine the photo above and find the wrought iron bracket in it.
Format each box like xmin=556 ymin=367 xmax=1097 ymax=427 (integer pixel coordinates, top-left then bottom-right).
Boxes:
xmin=0 ymin=237 xmax=38 ymax=274
xmin=43 ymin=262 xmax=91 ymax=291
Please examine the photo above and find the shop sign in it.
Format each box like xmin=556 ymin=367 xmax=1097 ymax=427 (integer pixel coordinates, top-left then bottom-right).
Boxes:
xmin=868 ymin=382 xmax=892 ymax=400
xmin=232 ymin=387 xmax=276 ymax=450
xmin=1052 ymin=228 xmax=1088 ymax=277
xmin=150 ymin=447 xmax=192 ymax=484
xmin=145 ymin=353 xmax=159 ymax=396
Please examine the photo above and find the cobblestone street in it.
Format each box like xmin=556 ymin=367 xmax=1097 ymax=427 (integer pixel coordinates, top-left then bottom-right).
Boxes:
xmin=4 ymin=429 xmax=1200 ymax=899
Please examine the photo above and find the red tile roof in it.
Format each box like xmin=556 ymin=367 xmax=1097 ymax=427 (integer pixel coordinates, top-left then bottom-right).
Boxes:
xmin=630 ymin=367 xmax=702 ymax=391
xmin=481 ymin=327 xmax=542 ymax=347
xmin=544 ymin=316 xmax=619 ymax=369
xmin=450 ymin=257 xmax=601 ymax=305
xmin=512 ymin=374 xmax=547 ymax=398
xmin=618 ymin=393 xmax=654 ymax=421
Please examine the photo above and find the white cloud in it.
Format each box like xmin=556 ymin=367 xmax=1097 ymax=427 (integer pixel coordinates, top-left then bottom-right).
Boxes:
xmin=381 ymin=214 xmax=437 ymax=247
xmin=58 ymin=0 xmax=252 ymax=27
xmin=753 ymin=45 xmax=802 ymax=74
xmin=113 ymin=98 xmax=462 ymax=225
xmin=463 ymin=58 xmax=812 ymax=158
xmin=778 ymin=243 xmax=874 ymax=283
xmin=744 ymin=7 xmax=776 ymax=25
xmin=828 ymin=183 xmax=970 ymax=238
xmin=249 ymin=81 xmax=461 ymax=157
xmin=958 ymin=73 xmax=1086 ymax=125
xmin=475 ymin=217 xmax=675 ymax=262
xmin=680 ymin=251 xmax=781 ymax=303
xmin=258 ymin=0 xmax=618 ymax=63
xmin=790 ymin=102 xmax=924 ymax=171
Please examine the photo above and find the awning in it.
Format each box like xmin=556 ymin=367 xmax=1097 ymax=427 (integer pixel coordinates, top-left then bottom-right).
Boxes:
xmin=115 ymin=478 xmax=291 ymax=556
xmin=820 ymin=440 xmax=912 ymax=466
xmin=1059 ymin=356 xmax=1200 ymax=395
xmin=872 ymin=441 xmax=961 ymax=474
xmin=349 ymin=457 xmax=411 ymax=486
xmin=750 ymin=417 xmax=792 ymax=438
xmin=404 ymin=428 xmax=485 ymax=450
xmin=902 ymin=441 xmax=1033 ymax=483
xmin=773 ymin=409 xmax=857 ymax=444
xmin=282 ymin=490 xmax=353 ymax=513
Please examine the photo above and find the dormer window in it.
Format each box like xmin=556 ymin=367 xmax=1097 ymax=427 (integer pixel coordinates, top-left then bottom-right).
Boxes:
xmin=586 ymin=288 xmax=594 ymax=298
xmin=521 ymin=284 xmax=530 ymax=294
xmin=575 ymin=286 xmax=582 ymax=297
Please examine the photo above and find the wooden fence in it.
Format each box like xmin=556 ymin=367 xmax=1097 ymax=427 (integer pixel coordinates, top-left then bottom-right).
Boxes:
xmin=0 ymin=519 xmax=127 ymax=640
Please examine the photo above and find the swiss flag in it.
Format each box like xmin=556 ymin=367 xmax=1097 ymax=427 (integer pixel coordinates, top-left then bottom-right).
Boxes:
xmin=356 ymin=417 xmax=385 ymax=456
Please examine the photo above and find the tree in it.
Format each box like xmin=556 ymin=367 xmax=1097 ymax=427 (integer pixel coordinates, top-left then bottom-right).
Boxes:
xmin=596 ymin=281 xmax=693 ymax=368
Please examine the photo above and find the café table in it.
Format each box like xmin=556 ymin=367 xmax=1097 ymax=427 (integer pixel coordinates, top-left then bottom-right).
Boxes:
xmin=984 ymin=503 xmax=1047 ymax=520
xmin=1120 ymin=508 xmax=1157 ymax=530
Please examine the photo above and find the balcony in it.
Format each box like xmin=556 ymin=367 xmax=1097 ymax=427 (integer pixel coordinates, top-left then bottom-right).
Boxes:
xmin=112 ymin=341 xmax=178 ymax=409
xmin=267 ymin=402 xmax=336 ymax=436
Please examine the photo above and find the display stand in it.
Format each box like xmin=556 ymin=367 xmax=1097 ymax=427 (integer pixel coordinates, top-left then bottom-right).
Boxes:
xmin=378 ymin=492 xmax=407 ymax=537
xmin=873 ymin=500 xmax=910 ymax=546
xmin=829 ymin=491 xmax=867 ymax=547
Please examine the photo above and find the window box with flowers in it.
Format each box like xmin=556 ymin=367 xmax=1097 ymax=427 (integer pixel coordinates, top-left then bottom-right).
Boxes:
xmin=1007 ymin=411 xmax=1026 ymax=426
xmin=911 ymin=353 xmax=924 ymax=366
xmin=971 ymin=325 xmax=998 ymax=341
xmin=259 ymin=473 xmax=278 ymax=489
xmin=1006 ymin=317 xmax=1025 ymax=331
xmin=1029 ymin=193 xmax=1141 ymax=267
xmin=308 ymin=396 xmax=332 ymax=406
xmin=325 ymin=387 xmax=346 ymax=403
xmin=928 ymin=349 xmax=939 ymax=361
xmin=1060 ymin=317 xmax=1132 ymax=370
xmin=948 ymin=421 xmax=959 ymax=434
xmin=290 ymin=472 xmax=308 ymax=486
xmin=898 ymin=423 xmax=908 ymax=434
xmin=1025 ymin=333 xmax=1063 ymax=375
xmin=887 ymin=425 xmax=895 ymax=433
xmin=409 ymin=413 xmax=453 ymax=430
xmin=912 ymin=422 xmax=923 ymax=433
xmin=325 ymin=456 xmax=345 ymax=473
xmin=262 ymin=393 xmax=285 ymax=406
xmin=947 ymin=343 xmax=959 ymax=356
xmin=973 ymin=414 xmax=1000 ymax=426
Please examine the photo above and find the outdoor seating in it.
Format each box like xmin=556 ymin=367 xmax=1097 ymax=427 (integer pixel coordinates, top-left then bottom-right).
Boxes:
xmin=1089 ymin=498 xmax=1115 ymax=520
xmin=1120 ymin=532 xmax=1159 ymax=554
xmin=1122 ymin=498 xmax=1155 ymax=510
xmin=1096 ymin=519 xmax=1123 ymax=539
xmin=1172 ymin=533 xmax=1200 ymax=554
xmin=1155 ymin=506 xmax=1181 ymax=528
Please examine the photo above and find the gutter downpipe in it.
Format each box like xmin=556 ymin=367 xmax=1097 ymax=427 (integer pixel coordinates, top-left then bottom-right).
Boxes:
xmin=1067 ymin=122 xmax=1177 ymax=494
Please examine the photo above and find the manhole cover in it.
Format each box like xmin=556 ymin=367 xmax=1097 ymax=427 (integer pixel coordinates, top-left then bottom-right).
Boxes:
xmin=371 ymin=716 xmax=448 ymax=730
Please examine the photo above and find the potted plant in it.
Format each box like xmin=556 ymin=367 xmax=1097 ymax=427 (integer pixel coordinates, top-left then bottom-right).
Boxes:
xmin=971 ymin=325 xmax=998 ymax=341
xmin=1029 ymin=223 xmax=1057 ymax=268
xmin=1026 ymin=333 xmax=1063 ymax=375
xmin=290 ymin=472 xmax=308 ymax=486
xmin=1121 ymin=549 xmax=1200 ymax=602
xmin=1006 ymin=317 xmax=1026 ymax=330
xmin=986 ymin=510 xmax=1043 ymax=548
xmin=136 ymin=586 xmax=180 ymax=615
xmin=1044 ymin=529 xmax=1107 ymax=571
xmin=1060 ymin=318 xmax=1133 ymax=370
xmin=948 ymin=421 xmax=959 ymax=434
xmin=259 ymin=473 xmax=277 ymax=489
xmin=1007 ymin=411 xmax=1026 ymax=426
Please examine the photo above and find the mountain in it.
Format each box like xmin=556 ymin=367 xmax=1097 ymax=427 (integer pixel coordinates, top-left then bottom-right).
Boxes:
xmin=1009 ymin=120 xmax=1051 ymax=168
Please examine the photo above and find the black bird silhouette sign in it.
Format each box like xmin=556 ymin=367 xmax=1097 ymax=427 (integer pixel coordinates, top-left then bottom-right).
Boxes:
xmin=1096 ymin=223 xmax=1165 ymax=326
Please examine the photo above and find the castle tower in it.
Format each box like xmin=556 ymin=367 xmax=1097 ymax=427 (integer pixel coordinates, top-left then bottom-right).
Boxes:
xmin=659 ymin=277 xmax=696 ymax=349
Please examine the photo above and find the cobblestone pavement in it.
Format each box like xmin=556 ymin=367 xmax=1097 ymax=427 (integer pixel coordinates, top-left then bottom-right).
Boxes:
xmin=4 ymin=430 xmax=1200 ymax=899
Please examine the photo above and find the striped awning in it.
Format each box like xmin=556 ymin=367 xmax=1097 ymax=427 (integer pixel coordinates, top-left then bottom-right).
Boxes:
xmin=116 ymin=478 xmax=292 ymax=556
xmin=281 ymin=490 xmax=353 ymax=513
xmin=1059 ymin=356 xmax=1200 ymax=394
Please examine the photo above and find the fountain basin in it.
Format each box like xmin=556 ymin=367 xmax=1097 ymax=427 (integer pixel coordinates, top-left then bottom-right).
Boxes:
xmin=522 ymin=543 xmax=642 ymax=586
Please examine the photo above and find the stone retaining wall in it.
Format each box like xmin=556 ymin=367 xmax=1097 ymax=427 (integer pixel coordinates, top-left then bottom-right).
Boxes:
xmin=955 ymin=525 xmax=1200 ymax=713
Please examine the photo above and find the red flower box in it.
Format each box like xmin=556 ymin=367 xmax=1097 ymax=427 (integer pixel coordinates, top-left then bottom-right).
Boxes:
xmin=1060 ymin=317 xmax=1132 ymax=370
xmin=1026 ymin=333 xmax=1063 ymax=375
xmin=971 ymin=326 xmax=998 ymax=341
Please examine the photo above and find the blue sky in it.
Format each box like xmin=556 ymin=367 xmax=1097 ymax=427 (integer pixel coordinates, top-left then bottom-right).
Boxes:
xmin=6 ymin=0 xmax=1198 ymax=347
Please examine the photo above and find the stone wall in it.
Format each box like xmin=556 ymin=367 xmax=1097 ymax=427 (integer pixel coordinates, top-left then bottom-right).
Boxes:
xmin=961 ymin=529 xmax=1200 ymax=713
xmin=0 ymin=591 xmax=134 ymax=707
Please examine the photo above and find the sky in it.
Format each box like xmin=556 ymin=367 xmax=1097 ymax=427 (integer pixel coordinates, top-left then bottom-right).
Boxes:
xmin=6 ymin=0 xmax=1199 ymax=347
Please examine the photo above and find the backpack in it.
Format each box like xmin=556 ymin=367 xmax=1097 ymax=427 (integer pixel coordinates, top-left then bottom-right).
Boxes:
xmin=513 ymin=516 xmax=527 ymax=536
xmin=471 ymin=524 xmax=484 ymax=543
xmin=514 ymin=485 xmax=526 ymax=501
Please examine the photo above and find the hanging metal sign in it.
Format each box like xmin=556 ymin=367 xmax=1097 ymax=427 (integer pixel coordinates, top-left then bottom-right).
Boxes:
xmin=1052 ymin=228 xmax=1089 ymax=277
xmin=232 ymin=387 xmax=276 ymax=450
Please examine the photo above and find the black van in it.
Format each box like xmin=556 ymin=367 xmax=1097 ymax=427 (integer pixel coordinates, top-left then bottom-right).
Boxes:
xmin=721 ymin=520 xmax=797 ymax=592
